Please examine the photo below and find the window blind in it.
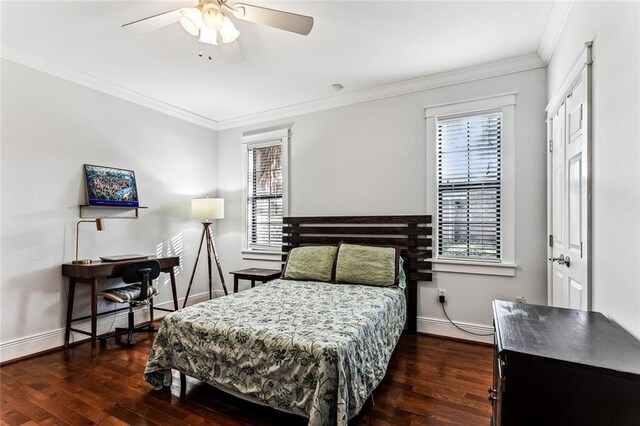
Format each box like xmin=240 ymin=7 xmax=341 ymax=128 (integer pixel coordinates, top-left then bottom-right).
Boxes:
xmin=247 ymin=143 xmax=283 ymax=249
xmin=437 ymin=112 xmax=502 ymax=260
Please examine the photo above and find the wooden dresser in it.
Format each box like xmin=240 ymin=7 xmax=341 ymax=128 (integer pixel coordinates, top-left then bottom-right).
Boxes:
xmin=490 ymin=300 xmax=640 ymax=426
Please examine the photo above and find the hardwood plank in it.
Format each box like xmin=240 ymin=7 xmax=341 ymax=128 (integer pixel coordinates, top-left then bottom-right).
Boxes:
xmin=0 ymin=404 xmax=30 ymax=426
xmin=284 ymin=215 xmax=432 ymax=224
xmin=39 ymin=385 xmax=112 ymax=424
xmin=53 ymin=379 xmax=116 ymax=411
xmin=0 ymin=332 xmax=492 ymax=425
xmin=416 ymin=260 xmax=433 ymax=269
xmin=280 ymin=247 xmax=432 ymax=259
xmin=106 ymin=402 xmax=158 ymax=426
xmin=98 ymin=416 xmax=130 ymax=426
xmin=14 ymin=384 xmax=94 ymax=425
xmin=283 ymin=235 xmax=431 ymax=246
xmin=116 ymin=397 xmax=190 ymax=426
xmin=285 ymin=226 xmax=432 ymax=236
xmin=0 ymin=386 xmax=53 ymax=423
xmin=408 ymin=272 xmax=432 ymax=281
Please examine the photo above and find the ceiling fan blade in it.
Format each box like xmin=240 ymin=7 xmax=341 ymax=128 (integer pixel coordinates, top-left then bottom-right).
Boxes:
xmin=122 ymin=8 xmax=183 ymax=34
xmin=230 ymin=3 xmax=313 ymax=35
xmin=220 ymin=39 xmax=245 ymax=64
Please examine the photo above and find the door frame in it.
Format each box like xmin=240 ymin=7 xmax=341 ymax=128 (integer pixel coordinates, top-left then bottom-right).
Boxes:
xmin=545 ymin=41 xmax=593 ymax=308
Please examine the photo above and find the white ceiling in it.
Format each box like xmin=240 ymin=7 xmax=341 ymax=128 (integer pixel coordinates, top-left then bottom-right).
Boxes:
xmin=1 ymin=1 xmax=554 ymax=126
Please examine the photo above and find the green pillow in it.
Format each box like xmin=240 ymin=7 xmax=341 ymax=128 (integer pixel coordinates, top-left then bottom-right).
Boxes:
xmin=334 ymin=243 xmax=400 ymax=287
xmin=282 ymin=246 xmax=338 ymax=282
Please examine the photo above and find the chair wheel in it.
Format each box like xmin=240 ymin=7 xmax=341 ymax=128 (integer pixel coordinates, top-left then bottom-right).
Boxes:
xmin=99 ymin=339 xmax=107 ymax=347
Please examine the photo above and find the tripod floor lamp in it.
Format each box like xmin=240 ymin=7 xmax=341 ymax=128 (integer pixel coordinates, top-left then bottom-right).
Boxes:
xmin=183 ymin=198 xmax=228 ymax=308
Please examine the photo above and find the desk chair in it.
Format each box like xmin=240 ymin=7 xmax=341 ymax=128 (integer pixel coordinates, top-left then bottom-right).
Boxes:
xmin=99 ymin=260 xmax=160 ymax=348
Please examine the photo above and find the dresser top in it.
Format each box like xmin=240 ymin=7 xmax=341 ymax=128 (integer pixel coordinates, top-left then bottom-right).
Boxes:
xmin=493 ymin=300 xmax=640 ymax=378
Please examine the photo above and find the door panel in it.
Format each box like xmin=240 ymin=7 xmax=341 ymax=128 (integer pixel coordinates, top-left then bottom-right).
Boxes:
xmin=569 ymin=104 xmax=583 ymax=139
xmin=568 ymin=154 xmax=582 ymax=250
xmin=552 ymin=104 xmax=566 ymax=251
xmin=553 ymin=269 xmax=564 ymax=307
xmin=549 ymin=74 xmax=589 ymax=311
xmin=569 ymin=278 xmax=583 ymax=310
xmin=553 ymin=166 xmax=564 ymax=247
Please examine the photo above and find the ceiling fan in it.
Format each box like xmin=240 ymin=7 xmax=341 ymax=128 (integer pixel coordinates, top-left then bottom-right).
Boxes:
xmin=122 ymin=0 xmax=314 ymax=63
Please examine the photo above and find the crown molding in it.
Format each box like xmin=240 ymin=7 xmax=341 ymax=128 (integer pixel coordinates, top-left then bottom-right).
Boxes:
xmin=0 ymin=42 xmax=220 ymax=131
xmin=1 ymin=41 xmax=546 ymax=133
xmin=538 ymin=0 xmax=575 ymax=64
xmin=217 ymin=53 xmax=545 ymax=130
xmin=545 ymin=41 xmax=592 ymax=115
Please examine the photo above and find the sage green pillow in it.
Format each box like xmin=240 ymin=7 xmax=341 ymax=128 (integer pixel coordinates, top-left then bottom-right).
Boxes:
xmin=282 ymin=246 xmax=338 ymax=282
xmin=334 ymin=243 xmax=400 ymax=287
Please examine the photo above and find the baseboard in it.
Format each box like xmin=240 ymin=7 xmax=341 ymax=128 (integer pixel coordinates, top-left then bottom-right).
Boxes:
xmin=0 ymin=291 xmax=221 ymax=363
xmin=416 ymin=316 xmax=494 ymax=344
xmin=2 ymin=295 xmax=492 ymax=363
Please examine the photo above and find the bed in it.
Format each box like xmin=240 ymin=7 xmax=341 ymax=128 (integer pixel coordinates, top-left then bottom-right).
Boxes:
xmin=144 ymin=215 xmax=432 ymax=425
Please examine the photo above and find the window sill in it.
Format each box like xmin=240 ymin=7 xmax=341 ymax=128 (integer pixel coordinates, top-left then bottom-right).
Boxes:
xmin=432 ymin=259 xmax=517 ymax=277
xmin=241 ymin=249 xmax=284 ymax=262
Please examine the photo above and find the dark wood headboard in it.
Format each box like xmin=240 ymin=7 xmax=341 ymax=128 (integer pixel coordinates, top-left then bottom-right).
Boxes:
xmin=281 ymin=215 xmax=433 ymax=333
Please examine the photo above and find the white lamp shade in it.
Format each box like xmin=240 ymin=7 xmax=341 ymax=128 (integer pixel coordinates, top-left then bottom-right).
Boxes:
xmin=180 ymin=7 xmax=202 ymax=36
xmin=199 ymin=26 xmax=218 ymax=45
xmin=202 ymin=4 xmax=224 ymax=31
xmin=192 ymin=198 xmax=224 ymax=220
xmin=220 ymin=16 xmax=240 ymax=44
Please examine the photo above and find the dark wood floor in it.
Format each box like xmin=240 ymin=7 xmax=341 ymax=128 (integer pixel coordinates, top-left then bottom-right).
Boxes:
xmin=1 ymin=332 xmax=493 ymax=425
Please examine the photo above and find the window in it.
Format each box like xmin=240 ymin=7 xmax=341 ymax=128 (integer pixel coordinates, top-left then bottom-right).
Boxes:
xmin=437 ymin=112 xmax=502 ymax=260
xmin=243 ymin=129 xmax=289 ymax=253
xmin=425 ymin=93 xmax=516 ymax=276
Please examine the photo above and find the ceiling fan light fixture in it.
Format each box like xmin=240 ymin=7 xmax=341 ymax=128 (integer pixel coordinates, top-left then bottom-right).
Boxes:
xmin=220 ymin=17 xmax=240 ymax=44
xmin=198 ymin=25 xmax=218 ymax=45
xmin=179 ymin=7 xmax=202 ymax=36
xmin=202 ymin=4 xmax=224 ymax=31
xmin=231 ymin=5 xmax=246 ymax=18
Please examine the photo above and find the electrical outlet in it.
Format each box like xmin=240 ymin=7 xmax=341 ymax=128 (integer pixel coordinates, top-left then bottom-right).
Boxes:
xmin=438 ymin=289 xmax=446 ymax=298
xmin=515 ymin=296 xmax=527 ymax=303
xmin=437 ymin=289 xmax=446 ymax=304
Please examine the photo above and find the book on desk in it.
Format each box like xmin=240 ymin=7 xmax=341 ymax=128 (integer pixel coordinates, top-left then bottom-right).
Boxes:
xmin=100 ymin=254 xmax=149 ymax=262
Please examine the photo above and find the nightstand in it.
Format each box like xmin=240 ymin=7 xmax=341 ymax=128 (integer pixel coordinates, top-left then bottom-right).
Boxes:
xmin=229 ymin=268 xmax=281 ymax=293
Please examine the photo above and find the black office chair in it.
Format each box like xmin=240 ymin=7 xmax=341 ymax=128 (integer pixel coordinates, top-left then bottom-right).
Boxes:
xmin=99 ymin=260 xmax=161 ymax=348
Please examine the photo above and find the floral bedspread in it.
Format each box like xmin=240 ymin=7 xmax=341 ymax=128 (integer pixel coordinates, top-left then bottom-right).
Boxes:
xmin=144 ymin=279 xmax=406 ymax=425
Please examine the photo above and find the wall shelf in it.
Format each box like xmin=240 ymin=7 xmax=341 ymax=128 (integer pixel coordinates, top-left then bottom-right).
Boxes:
xmin=79 ymin=205 xmax=148 ymax=220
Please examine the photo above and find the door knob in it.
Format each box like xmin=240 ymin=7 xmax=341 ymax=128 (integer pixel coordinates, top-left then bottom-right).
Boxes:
xmin=548 ymin=254 xmax=570 ymax=267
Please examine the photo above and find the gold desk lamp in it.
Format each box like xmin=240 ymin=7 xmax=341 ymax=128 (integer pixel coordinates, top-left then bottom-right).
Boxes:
xmin=182 ymin=198 xmax=228 ymax=307
xmin=73 ymin=218 xmax=105 ymax=264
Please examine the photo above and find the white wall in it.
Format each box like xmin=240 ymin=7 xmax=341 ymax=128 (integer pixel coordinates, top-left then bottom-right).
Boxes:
xmin=216 ymin=67 xmax=548 ymax=341
xmin=0 ymin=60 xmax=218 ymax=361
xmin=547 ymin=2 xmax=640 ymax=337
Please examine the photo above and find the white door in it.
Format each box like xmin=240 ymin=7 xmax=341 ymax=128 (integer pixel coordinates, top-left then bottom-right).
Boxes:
xmin=549 ymin=75 xmax=590 ymax=310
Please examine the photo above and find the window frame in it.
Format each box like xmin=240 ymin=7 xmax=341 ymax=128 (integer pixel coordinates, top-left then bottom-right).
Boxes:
xmin=241 ymin=128 xmax=289 ymax=256
xmin=426 ymin=93 xmax=516 ymax=277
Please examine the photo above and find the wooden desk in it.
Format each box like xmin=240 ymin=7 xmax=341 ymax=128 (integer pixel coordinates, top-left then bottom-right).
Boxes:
xmin=62 ymin=256 xmax=180 ymax=356
xmin=229 ymin=268 xmax=281 ymax=293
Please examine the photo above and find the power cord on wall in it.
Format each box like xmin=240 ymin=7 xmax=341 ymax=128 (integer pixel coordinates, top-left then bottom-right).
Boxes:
xmin=439 ymin=294 xmax=495 ymax=337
